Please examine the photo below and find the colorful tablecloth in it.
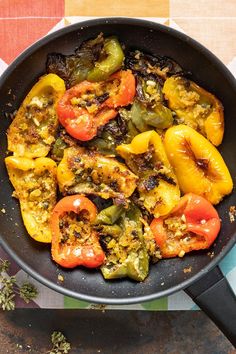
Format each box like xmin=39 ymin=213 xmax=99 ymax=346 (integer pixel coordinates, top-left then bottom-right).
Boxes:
xmin=0 ymin=0 xmax=235 ymax=310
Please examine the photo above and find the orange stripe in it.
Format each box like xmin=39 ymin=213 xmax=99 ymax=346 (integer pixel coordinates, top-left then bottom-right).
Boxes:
xmin=65 ymin=0 xmax=169 ymax=17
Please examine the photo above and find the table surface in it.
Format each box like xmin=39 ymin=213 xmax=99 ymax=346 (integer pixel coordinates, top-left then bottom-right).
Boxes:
xmin=0 ymin=0 xmax=236 ymax=352
xmin=0 ymin=309 xmax=235 ymax=353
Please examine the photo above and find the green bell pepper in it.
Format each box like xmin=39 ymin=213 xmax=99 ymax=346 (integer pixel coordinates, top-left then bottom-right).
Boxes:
xmin=130 ymin=100 xmax=149 ymax=132
xmin=144 ymin=104 xmax=173 ymax=129
xmin=98 ymin=224 xmax=122 ymax=237
xmin=87 ymin=132 xmax=117 ymax=155
xmin=131 ymin=100 xmax=173 ymax=131
xmin=51 ymin=137 xmax=68 ymax=161
xmin=87 ymin=37 xmax=124 ymax=81
xmin=87 ymin=109 xmax=139 ymax=155
xmin=95 ymin=205 xmax=124 ymax=225
xmin=99 ymin=204 xmax=149 ymax=281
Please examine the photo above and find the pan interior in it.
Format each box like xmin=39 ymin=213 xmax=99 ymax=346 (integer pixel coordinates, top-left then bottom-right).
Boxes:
xmin=0 ymin=18 xmax=235 ymax=303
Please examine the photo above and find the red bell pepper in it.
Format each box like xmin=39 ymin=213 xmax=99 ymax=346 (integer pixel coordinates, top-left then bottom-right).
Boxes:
xmin=50 ymin=195 xmax=105 ymax=268
xmin=56 ymin=81 xmax=116 ymax=141
xmin=150 ymin=193 xmax=221 ymax=258
xmin=105 ymin=70 xmax=136 ymax=108
xmin=56 ymin=70 xmax=136 ymax=141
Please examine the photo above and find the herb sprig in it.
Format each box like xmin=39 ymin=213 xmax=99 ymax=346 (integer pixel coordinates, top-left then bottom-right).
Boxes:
xmin=0 ymin=258 xmax=38 ymax=310
xmin=1 ymin=261 xmax=71 ymax=353
xmin=48 ymin=331 xmax=71 ymax=354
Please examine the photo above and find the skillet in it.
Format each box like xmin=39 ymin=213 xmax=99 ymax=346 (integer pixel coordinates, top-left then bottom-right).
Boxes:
xmin=0 ymin=18 xmax=235 ymax=345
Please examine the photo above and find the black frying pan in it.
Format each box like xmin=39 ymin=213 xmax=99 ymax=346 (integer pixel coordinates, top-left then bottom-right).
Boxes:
xmin=0 ymin=18 xmax=235 ymax=345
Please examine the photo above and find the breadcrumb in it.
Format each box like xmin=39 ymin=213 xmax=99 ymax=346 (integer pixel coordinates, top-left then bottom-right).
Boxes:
xmin=183 ymin=266 xmax=192 ymax=273
xmin=229 ymin=206 xmax=236 ymax=223
xmin=57 ymin=274 xmax=64 ymax=282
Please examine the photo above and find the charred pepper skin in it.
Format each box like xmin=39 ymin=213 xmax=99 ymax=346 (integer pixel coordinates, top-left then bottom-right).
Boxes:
xmin=56 ymin=70 xmax=135 ymax=141
xmin=117 ymin=130 xmax=180 ymax=217
xmin=57 ymin=146 xmax=138 ymax=200
xmin=46 ymin=33 xmax=105 ymax=87
xmin=56 ymin=80 xmax=117 ymax=141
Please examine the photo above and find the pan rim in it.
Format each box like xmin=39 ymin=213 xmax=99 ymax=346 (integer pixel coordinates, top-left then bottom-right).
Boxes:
xmin=0 ymin=17 xmax=235 ymax=305
xmin=1 ymin=236 xmax=235 ymax=304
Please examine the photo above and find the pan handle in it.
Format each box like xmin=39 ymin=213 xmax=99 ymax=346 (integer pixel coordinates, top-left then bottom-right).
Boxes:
xmin=185 ymin=266 xmax=236 ymax=346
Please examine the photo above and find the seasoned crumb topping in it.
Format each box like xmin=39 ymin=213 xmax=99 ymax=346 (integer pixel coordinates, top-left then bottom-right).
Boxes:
xmin=229 ymin=206 xmax=236 ymax=223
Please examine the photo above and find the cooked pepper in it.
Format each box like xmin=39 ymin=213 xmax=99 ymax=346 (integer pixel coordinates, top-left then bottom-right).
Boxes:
xmin=51 ymin=137 xmax=68 ymax=161
xmin=116 ymin=130 xmax=180 ymax=217
xmin=136 ymin=76 xmax=164 ymax=105
xmin=141 ymin=217 xmax=162 ymax=263
xmin=162 ymin=76 xmax=224 ymax=146
xmin=94 ymin=205 xmax=124 ymax=225
xmin=100 ymin=204 xmax=149 ymax=281
xmin=164 ymin=125 xmax=233 ymax=204
xmin=7 ymin=74 xmax=66 ymax=158
xmin=105 ymin=70 xmax=135 ymax=108
xmin=57 ymin=146 xmax=138 ymax=200
xmin=130 ymin=100 xmax=173 ymax=131
xmin=150 ymin=193 xmax=221 ymax=258
xmin=131 ymin=76 xmax=173 ymax=131
xmin=56 ymin=80 xmax=117 ymax=141
xmin=87 ymin=37 xmax=124 ymax=82
xmin=146 ymin=104 xmax=173 ymax=129
xmin=46 ymin=33 xmax=105 ymax=88
xmin=87 ymin=109 xmax=139 ymax=155
xmin=98 ymin=224 xmax=123 ymax=236
xmin=56 ymin=70 xmax=135 ymax=141
xmin=87 ymin=136 xmax=117 ymax=155
xmin=50 ymin=195 xmax=105 ymax=268
xmin=130 ymin=100 xmax=149 ymax=132
xmin=5 ymin=156 xmax=57 ymax=243
xmin=125 ymin=50 xmax=183 ymax=80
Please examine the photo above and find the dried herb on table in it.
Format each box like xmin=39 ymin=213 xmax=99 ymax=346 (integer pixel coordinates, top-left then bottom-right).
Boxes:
xmin=0 ymin=259 xmax=10 ymax=273
xmin=48 ymin=331 xmax=71 ymax=354
xmin=0 ymin=274 xmax=16 ymax=311
xmin=19 ymin=282 xmax=38 ymax=304
xmin=0 ymin=258 xmax=38 ymax=310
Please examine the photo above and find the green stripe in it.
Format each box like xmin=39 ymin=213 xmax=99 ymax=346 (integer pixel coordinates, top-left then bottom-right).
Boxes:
xmin=141 ymin=296 xmax=168 ymax=310
xmin=64 ymin=295 xmax=90 ymax=309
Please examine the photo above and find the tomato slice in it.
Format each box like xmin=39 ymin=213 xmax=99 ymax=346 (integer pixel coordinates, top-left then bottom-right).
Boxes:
xmin=56 ymin=70 xmax=136 ymax=141
xmin=150 ymin=193 xmax=221 ymax=258
xmin=50 ymin=195 xmax=105 ymax=268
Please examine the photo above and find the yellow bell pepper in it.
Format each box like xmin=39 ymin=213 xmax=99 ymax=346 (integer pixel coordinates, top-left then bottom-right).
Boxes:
xmin=162 ymin=76 xmax=224 ymax=146
xmin=5 ymin=156 xmax=57 ymax=243
xmin=7 ymin=74 xmax=66 ymax=158
xmin=116 ymin=130 xmax=180 ymax=217
xmin=164 ymin=125 xmax=233 ymax=204
xmin=57 ymin=146 xmax=138 ymax=200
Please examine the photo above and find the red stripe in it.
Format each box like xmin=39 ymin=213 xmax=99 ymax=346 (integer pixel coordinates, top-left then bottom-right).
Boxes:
xmin=0 ymin=18 xmax=62 ymax=63
xmin=0 ymin=0 xmax=64 ymax=18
